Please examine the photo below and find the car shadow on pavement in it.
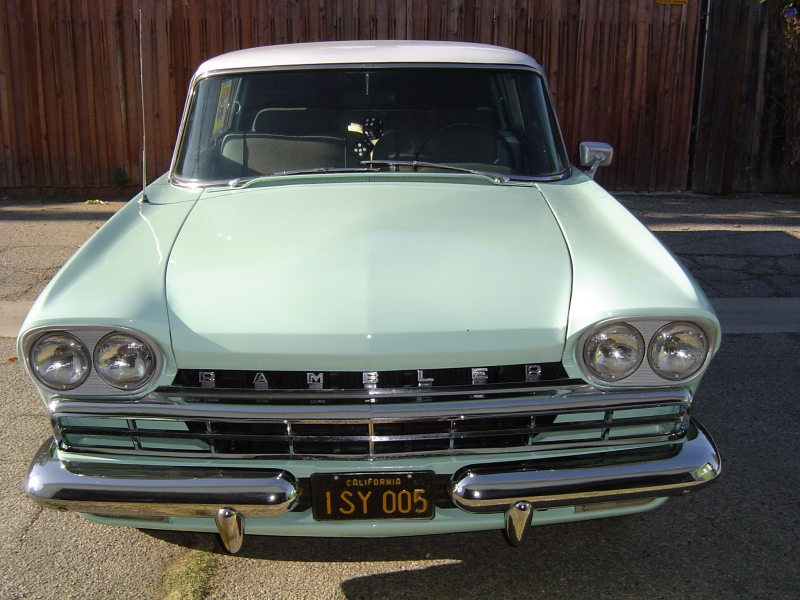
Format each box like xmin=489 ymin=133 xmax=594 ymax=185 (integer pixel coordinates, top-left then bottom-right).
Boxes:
xmin=141 ymin=513 xmax=690 ymax=597
xmin=138 ymin=499 xmax=744 ymax=599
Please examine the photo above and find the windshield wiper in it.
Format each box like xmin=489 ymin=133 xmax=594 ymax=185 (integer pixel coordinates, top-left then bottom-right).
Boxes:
xmin=205 ymin=163 xmax=510 ymax=191
xmin=207 ymin=168 xmax=380 ymax=190
xmin=361 ymin=160 xmax=510 ymax=184
xmin=270 ymin=166 xmax=379 ymax=176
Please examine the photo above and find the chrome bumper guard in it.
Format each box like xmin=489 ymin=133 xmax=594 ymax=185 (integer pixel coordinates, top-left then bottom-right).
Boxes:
xmin=25 ymin=440 xmax=299 ymax=553
xmin=448 ymin=421 xmax=721 ymax=545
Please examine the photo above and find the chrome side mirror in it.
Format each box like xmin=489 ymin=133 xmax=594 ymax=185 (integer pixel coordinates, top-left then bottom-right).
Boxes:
xmin=579 ymin=142 xmax=613 ymax=179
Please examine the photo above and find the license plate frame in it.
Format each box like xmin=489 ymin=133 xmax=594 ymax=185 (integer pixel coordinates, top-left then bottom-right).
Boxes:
xmin=310 ymin=471 xmax=436 ymax=522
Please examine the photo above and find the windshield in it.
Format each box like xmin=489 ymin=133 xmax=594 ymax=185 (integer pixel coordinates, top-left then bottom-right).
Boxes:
xmin=173 ymin=67 xmax=568 ymax=184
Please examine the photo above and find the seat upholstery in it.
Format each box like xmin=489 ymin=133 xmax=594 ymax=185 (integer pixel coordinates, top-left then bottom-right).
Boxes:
xmin=215 ymin=106 xmax=347 ymax=178
xmin=244 ymin=134 xmax=346 ymax=174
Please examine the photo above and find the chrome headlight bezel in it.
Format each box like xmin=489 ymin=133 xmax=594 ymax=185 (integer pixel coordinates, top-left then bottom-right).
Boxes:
xmin=20 ymin=326 xmax=164 ymax=396
xmin=581 ymin=322 xmax=645 ymax=382
xmin=28 ymin=332 xmax=91 ymax=391
xmin=647 ymin=321 xmax=708 ymax=381
xmin=577 ymin=317 xmax=718 ymax=388
xmin=93 ymin=332 xmax=157 ymax=390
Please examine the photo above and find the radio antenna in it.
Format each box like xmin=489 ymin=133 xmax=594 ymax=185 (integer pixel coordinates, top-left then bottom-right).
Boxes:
xmin=139 ymin=9 xmax=148 ymax=202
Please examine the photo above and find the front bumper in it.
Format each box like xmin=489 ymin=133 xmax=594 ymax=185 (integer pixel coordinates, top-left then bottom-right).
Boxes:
xmin=25 ymin=421 xmax=720 ymax=551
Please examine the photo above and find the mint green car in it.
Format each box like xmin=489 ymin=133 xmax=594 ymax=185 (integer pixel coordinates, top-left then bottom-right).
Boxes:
xmin=20 ymin=41 xmax=721 ymax=554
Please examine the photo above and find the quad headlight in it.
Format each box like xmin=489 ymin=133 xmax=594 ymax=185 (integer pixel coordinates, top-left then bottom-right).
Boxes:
xmin=580 ymin=319 xmax=713 ymax=385
xmin=29 ymin=332 xmax=91 ymax=390
xmin=648 ymin=322 xmax=707 ymax=380
xmin=582 ymin=323 xmax=645 ymax=382
xmin=26 ymin=328 xmax=158 ymax=392
xmin=93 ymin=333 xmax=156 ymax=389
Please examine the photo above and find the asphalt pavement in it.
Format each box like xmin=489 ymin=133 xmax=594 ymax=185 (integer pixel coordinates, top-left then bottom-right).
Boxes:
xmin=1 ymin=192 xmax=799 ymax=599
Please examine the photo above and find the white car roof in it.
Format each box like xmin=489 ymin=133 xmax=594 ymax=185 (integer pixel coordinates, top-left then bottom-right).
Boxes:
xmin=195 ymin=40 xmax=541 ymax=77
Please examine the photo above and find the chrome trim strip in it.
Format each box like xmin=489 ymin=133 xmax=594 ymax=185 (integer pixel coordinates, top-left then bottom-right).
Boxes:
xmin=49 ymin=387 xmax=691 ymax=421
xmin=25 ymin=440 xmax=299 ymax=519
xmin=154 ymin=380 xmax=579 ymax=400
xmin=55 ymin=433 xmax=685 ymax=462
xmin=58 ymin=415 xmax=682 ymax=443
xmin=448 ymin=421 xmax=720 ymax=513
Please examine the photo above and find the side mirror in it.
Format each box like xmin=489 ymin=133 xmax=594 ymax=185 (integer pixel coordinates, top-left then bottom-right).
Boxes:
xmin=579 ymin=142 xmax=613 ymax=179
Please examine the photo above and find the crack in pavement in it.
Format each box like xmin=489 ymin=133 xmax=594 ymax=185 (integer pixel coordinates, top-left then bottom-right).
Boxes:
xmin=11 ymin=505 xmax=44 ymax=554
xmin=0 ymin=266 xmax=60 ymax=302
xmin=7 ymin=504 xmax=44 ymax=554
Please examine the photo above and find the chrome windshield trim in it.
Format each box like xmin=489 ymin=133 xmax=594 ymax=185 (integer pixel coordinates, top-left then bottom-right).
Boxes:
xmin=49 ymin=387 xmax=691 ymax=421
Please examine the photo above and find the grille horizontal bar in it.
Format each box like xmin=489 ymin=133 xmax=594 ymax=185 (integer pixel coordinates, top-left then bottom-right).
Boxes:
xmin=153 ymin=380 xmax=584 ymax=406
xmin=55 ymin=402 xmax=689 ymax=459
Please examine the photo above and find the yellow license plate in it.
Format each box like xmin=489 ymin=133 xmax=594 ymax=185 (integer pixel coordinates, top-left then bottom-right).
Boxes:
xmin=311 ymin=472 xmax=436 ymax=521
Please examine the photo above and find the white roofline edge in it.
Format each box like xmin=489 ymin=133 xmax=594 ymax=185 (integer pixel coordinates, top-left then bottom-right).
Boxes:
xmin=195 ymin=40 xmax=541 ymax=76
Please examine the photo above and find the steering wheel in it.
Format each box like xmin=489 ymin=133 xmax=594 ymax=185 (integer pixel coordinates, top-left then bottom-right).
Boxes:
xmin=413 ymin=121 xmax=516 ymax=170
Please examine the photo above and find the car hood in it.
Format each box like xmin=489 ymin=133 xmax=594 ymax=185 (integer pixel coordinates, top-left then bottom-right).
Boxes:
xmin=166 ymin=178 xmax=572 ymax=371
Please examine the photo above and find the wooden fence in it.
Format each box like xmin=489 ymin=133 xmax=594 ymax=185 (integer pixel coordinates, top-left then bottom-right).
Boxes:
xmin=0 ymin=0 xmax=702 ymax=193
xmin=692 ymin=0 xmax=800 ymax=193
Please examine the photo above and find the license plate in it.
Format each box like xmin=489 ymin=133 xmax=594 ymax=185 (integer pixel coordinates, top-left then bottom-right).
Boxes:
xmin=311 ymin=471 xmax=436 ymax=521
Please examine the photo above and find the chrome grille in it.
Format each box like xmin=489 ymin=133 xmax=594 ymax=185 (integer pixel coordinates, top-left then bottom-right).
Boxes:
xmin=54 ymin=402 xmax=689 ymax=459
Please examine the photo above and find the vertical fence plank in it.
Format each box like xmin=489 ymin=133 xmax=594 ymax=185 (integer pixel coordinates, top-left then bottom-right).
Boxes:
xmin=31 ymin=0 xmax=52 ymax=188
xmin=694 ymin=0 xmax=740 ymax=193
xmin=0 ymin=0 xmax=20 ymax=187
xmin=75 ymin=0 xmax=100 ymax=187
xmin=121 ymin=0 xmax=139 ymax=185
xmin=100 ymin=1 xmax=124 ymax=188
xmin=89 ymin=7 xmax=111 ymax=188
xmin=58 ymin=1 xmax=83 ymax=187
xmin=9 ymin=0 xmax=38 ymax=187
